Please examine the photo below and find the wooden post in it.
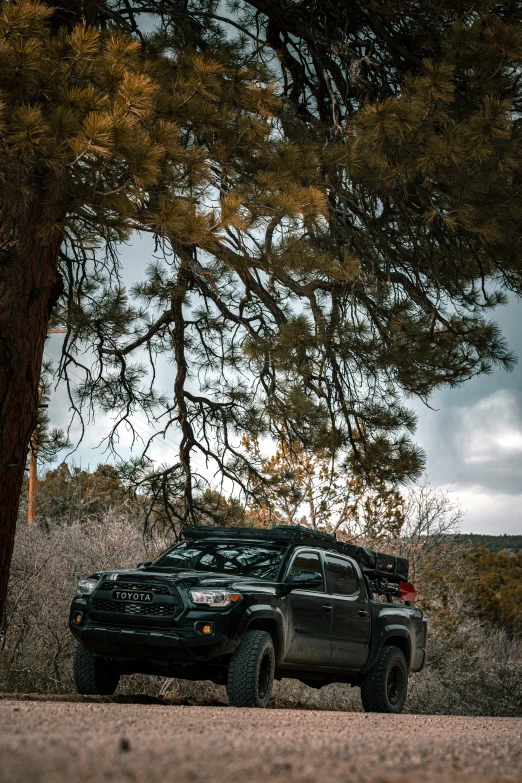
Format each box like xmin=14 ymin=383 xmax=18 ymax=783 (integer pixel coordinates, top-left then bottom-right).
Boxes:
xmin=27 ymin=328 xmax=67 ymax=526
xmin=28 ymin=435 xmax=38 ymax=527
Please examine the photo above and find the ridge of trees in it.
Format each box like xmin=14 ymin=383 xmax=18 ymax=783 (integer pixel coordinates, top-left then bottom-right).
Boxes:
xmin=468 ymin=548 xmax=522 ymax=636
xmin=454 ymin=533 xmax=522 ymax=554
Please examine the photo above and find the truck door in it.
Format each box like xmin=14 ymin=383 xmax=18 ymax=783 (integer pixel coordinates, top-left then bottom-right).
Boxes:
xmin=325 ymin=554 xmax=371 ymax=670
xmin=283 ymin=550 xmax=332 ymax=665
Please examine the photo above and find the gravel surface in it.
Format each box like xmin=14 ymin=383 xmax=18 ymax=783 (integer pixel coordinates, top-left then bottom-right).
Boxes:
xmin=0 ymin=699 xmax=521 ymax=783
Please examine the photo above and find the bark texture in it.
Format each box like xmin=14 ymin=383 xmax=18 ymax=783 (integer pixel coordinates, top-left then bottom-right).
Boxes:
xmin=0 ymin=207 xmax=62 ymax=625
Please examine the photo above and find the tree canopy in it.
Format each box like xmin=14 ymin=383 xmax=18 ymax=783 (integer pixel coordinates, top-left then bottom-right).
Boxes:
xmin=2 ymin=0 xmax=522 ymax=569
xmin=50 ymin=0 xmax=522 ymax=533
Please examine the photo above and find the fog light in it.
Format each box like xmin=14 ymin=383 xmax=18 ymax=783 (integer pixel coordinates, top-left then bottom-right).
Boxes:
xmin=194 ymin=621 xmax=213 ymax=636
xmin=75 ymin=612 xmax=83 ymax=624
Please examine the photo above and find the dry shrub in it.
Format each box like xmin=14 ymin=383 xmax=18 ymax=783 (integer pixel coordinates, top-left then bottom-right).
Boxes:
xmin=407 ymin=624 xmax=522 ymax=716
xmin=1 ymin=493 xmax=521 ymax=715
xmin=270 ymin=680 xmax=362 ymax=711
xmin=0 ymin=511 xmax=166 ymax=694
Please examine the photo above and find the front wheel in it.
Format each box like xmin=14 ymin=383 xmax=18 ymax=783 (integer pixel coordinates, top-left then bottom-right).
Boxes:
xmin=360 ymin=645 xmax=408 ymax=713
xmin=226 ymin=630 xmax=275 ymax=708
xmin=73 ymin=643 xmax=120 ymax=695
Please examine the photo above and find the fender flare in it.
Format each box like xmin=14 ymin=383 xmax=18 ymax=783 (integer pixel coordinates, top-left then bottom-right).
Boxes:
xmin=360 ymin=624 xmax=413 ymax=677
xmin=235 ymin=605 xmax=286 ymax=663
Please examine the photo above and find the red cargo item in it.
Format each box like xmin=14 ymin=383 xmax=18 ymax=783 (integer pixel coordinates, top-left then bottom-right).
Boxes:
xmin=399 ymin=582 xmax=417 ymax=602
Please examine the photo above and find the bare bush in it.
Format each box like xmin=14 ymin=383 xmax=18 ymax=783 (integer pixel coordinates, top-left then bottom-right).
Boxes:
xmin=408 ymin=625 xmax=522 ymax=716
xmin=344 ymin=479 xmax=522 ymax=716
xmin=0 ymin=512 xmax=166 ymax=694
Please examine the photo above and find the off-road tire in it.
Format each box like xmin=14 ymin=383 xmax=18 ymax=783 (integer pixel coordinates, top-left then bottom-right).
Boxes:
xmin=226 ymin=630 xmax=275 ymax=708
xmin=360 ymin=645 xmax=408 ymax=713
xmin=73 ymin=643 xmax=120 ymax=695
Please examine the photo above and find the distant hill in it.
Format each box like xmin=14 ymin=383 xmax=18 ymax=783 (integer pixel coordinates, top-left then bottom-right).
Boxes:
xmin=454 ymin=534 xmax=522 ymax=554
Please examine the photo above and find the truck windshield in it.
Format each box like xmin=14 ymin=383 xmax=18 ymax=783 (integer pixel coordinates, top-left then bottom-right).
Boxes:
xmin=152 ymin=541 xmax=286 ymax=580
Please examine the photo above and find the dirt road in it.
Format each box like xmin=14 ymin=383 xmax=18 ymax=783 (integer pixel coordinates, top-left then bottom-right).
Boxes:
xmin=0 ymin=698 xmax=521 ymax=783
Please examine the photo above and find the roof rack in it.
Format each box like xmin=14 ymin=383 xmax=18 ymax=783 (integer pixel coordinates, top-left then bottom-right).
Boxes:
xmin=183 ymin=524 xmax=333 ymax=546
xmin=182 ymin=524 xmax=409 ymax=583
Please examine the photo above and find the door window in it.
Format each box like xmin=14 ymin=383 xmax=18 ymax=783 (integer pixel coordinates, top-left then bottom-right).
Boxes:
xmin=288 ymin=551 xmax=324 ymax=592
xmin=326 ymin=556 xmax=359 ymax=596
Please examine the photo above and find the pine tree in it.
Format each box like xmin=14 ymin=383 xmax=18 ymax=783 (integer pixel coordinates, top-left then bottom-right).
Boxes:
xmin=0 ymin=0 xmax=172 ymax=620
xmin=0 ymin=0 xmax=286 ymax=621
xmin=30 ymin=362 xmax=70 ymax=468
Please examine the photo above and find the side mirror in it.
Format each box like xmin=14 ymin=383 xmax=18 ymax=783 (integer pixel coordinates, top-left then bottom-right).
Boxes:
xmin=286 ymin=571 xmax=323 ymax=590
xmin=136 ymin=561 xmax=152 ymax=569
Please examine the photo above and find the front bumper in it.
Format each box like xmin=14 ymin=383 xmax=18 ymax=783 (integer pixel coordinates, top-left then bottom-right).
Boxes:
xmin=69 ymin=596 xmax=242 ymax=662
xmin=70 ymin=622 xmax=234 ymax=660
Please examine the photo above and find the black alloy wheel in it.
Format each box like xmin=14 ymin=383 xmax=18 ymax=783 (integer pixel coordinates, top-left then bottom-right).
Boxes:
xmin=226 ymin=629 xmax=275 ymax=708
xmin=360 ymin=644 xmax=408 ymax=713
xmin=256 ymin=647 xmax=273 ymax=701
xmin=386 ymin=659 xmax=406 ymax=707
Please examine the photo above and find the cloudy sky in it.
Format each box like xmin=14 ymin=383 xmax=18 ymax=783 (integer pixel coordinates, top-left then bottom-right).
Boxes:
xmin=43 ymin=236 xmax=522 ymax=536
xmin=411 ymin=298 xmax=522 ymax=534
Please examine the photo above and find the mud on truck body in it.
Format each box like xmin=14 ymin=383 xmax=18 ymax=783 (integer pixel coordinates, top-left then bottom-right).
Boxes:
xmin=69 ymin=525 xmax=427 ymax=712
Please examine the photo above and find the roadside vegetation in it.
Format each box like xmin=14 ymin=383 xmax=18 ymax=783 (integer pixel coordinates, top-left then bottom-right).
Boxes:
xmin=1 ymin=468 xmax=521 ymax=717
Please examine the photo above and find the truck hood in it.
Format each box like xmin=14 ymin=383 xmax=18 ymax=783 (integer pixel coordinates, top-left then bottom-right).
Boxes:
xmin=90 ymin=568 xmax=275 ymax=591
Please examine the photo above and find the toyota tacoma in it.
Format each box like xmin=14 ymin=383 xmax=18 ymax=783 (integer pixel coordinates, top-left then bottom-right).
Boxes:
xmin=69 ymin=525 xmax=426 ymax=712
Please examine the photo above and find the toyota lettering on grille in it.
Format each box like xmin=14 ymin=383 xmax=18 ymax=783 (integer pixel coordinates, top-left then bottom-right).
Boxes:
xmin=113 ymin=591 xmax=153 ymax=603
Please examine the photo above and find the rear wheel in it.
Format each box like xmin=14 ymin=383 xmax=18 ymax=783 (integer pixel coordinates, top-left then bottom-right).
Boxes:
xmin=73 ymin=643 xmax=120 ymax=695
xmin=360 ymin=645 xmax=408 ymax=713
xmin=226 ymin=630 xmax=275 ymax=708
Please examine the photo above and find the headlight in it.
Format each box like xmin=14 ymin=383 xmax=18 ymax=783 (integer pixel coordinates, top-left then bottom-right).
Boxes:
xmin=77 ymin=578 xmax=99 ymax=595
xmin=189 ymin=590 xmax=241 ymax=607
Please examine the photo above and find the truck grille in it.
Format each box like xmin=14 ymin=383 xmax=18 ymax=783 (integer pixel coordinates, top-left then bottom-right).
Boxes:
xmin=92 ymin=599 xmax=175 ymax=617
xmin=100 ymin=581 xmax=171 ymax=596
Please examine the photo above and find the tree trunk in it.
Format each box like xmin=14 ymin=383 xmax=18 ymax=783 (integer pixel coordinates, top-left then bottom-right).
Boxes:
xmin=0 ymin=212 xmax=62 ymax=626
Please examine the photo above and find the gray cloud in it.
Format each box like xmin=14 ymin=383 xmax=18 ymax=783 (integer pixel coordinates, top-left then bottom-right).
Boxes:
xmin=413 ymin=298 xmax=522 ymax=496
xmin=409 ymin=296 xmax=522 ymax=532
xmin=414 ymin=388 xmax=522 ymax=496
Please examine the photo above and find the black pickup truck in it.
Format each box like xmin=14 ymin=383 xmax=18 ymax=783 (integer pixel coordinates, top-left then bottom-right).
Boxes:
xmin=69 ymin=525 xmax=427 ymax=712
